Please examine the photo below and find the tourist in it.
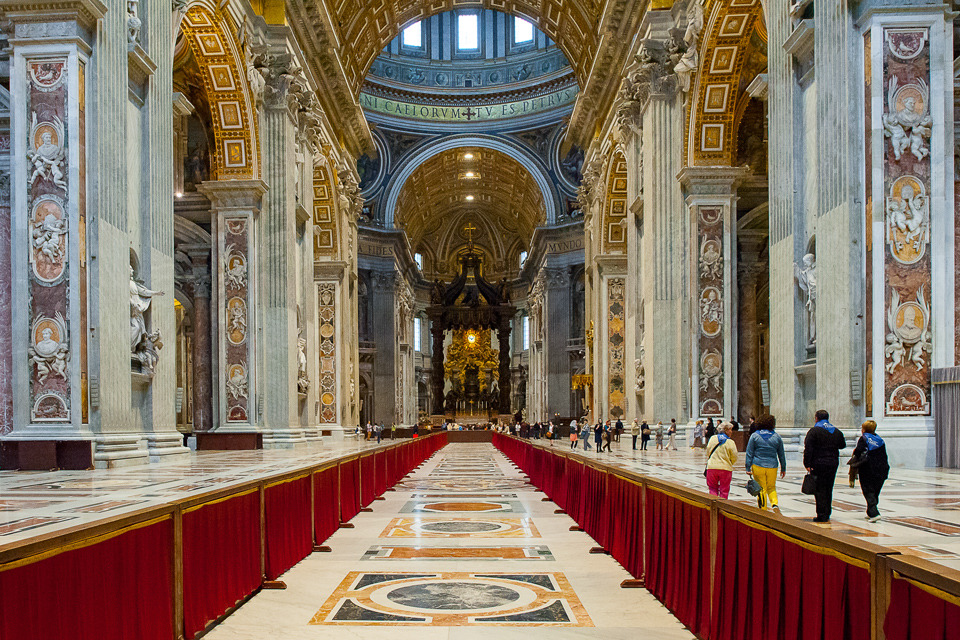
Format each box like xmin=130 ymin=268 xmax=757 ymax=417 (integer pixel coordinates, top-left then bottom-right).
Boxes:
xmin=602 ymin=425 xmax=612 ymax=452
xmin=631 ymin=419 xmax=640 ymax=450
xmin=615 ymin=417 xmax=623 ymax=442
xmin=581 ymin=421 xmax=591 ymax=451
xmin=668 ymin=419 xmax=678 ymax=450
xmin=412 ymin=423 xmax=419 ymax=438
xmin=705 ymin=421 xmax=738 ymax=498
xmin=594 ymin=422 xmax=603 ymax=453
xmin=705 ymin=417 xmax=716 ymax=441
xmin=375 ymin=423 xmax=382 ymax=443
xmin=730 ymin=415 xmax=740 ymax=432
xmin=693 ymin=420 xmax=704 ymax=448
xmin=803 ymin=409 xmax=847 ymax=523
xmin=640 ymin=421 xmax=650 ymax=450
xmin=655 ymin=421 xmax=664 ymax=450
xmin=366 ymin=422 xmax=373 ymax=441
xmin=747 ymin=415 xmax=758 ymax=435
xmin=391 ymin=423 xmax=396 ymax=440
xmin=850 ymin=420 xmax=890 ymax=522
xmin=745 ymin=414 xmax=786 ymax=511
xmin=570 ymin=421 xmax=579 ymax=449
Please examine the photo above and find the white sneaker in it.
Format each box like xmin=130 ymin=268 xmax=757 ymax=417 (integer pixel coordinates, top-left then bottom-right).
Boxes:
xmin=866 ymin=515 xmax=881 ymax=523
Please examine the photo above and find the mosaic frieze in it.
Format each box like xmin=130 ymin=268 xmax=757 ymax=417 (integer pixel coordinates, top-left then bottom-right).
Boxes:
xmin=318 ymin=282 xmax=337 ymax=423
xmin=606 ymin=278 xmax=625 ymax=419
xmin=697 ymin=205 xmax=724 ymax=417
xmin=881 ymin=27 xmax=932 ymax=416
xmin=27 ymin=58 xmax=71 ymax=423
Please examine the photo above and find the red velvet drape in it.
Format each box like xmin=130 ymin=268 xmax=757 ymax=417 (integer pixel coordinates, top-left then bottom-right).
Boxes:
xmin=565 ymin=457 xmax=585 ymax=526
xmin=339 ymin=457 xmax=361 ymax=522
xmin=581 ymin=464 xmax=610 ymax=548
xmin=265 ymin=476 xmax=312 ymax=580
xmin=884 ymin=575 xmax=960 ymax=640
xmin=710 ymin=513 xmax=871 ymax=640
xmin=607 ymin=475 xmax=643 ymax=579
xmin=644 ymin=487 xmax=711 ymax=636
xmin=313 ymin=466 xmax=341 ymax=545
xmin=0 ymin=519 xmax=174 ymax=640
xmin=360 ymin=453 xmax=376 ymax=507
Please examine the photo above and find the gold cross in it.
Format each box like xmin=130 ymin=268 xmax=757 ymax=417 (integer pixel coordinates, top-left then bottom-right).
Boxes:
xmin=464 ymin=222 xmax=477 ymax=242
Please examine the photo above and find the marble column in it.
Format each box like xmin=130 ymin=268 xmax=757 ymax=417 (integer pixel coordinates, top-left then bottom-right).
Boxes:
xmin=198 ymin=180 xmax=267 ymax=433
xmin=736 ymin=243 xmax=765 ymax=423
xmin=370 ymin=269 xmax=397 ymax=424
xmin=678 ymin=167 xmax=747 ymax=423
xmin=543 ymin=266 xmax=571 ymax=415
xmin=258 ymin=55 xmax=304 ymax=446
xmin=186 ymin=246 xmax=212 ymax=432
xmin=430 ymin=321 xmax=445 ymax=416
xmin=0 ymin=113 xmax=10 ymax=434
xmin=497 ymin=316 xmax=512 ymax=420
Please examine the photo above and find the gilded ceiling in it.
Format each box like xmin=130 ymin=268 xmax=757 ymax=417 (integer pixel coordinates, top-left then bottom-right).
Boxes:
xmin=395 ymin=147 xmax=545 ymax=276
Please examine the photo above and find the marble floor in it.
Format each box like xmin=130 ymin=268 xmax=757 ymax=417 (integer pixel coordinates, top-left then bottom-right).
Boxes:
xmin=546 ymin=435 xmax=960 ymax=570
xmin=205 ymin=443 xmax=695 ymax=639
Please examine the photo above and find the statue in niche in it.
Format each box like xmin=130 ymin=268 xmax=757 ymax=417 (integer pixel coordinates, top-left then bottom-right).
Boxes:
xmin=882 ymin=77 xmax=932 ymax=162
xmin=297 ymin=308 xmax=309 ymax=395
xmin=430 ymin=279 xmax=445 ymax=305
xmin=127 ymin=0 xmax=141 ymax=44
xmin=794 ymin=253 xmax=817 ymax=347
xmin=130 ymin=265 xmax=164 ymax=375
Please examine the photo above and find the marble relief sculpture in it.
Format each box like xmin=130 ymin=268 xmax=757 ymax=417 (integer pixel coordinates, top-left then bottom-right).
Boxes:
xmin=698 ymin=237 xmax=722 ymax=279
xmin=224 ymin=245 xmax=247 ymax=289
xmin=31 ymin=209 xmax=66 ymax=265
xmin=885 ymin=286 xmax=931 ymax=374
xmin=885 ymin=178 xmax=928 ymax=264
xmin=28 ymin=114 xmax=66 ymax=190
xmin=227 ymin=363 xmax=249 ymax=400
xmin=882 ymin=77 xmax=932 ymax=162
xmin=674 ymin=0 xmax=704 ymax=93
xmin=130 ymin=266 xmax=164 ymax=375
xmin=127 ymin=0 xmax=141 ymax=44
xmin=794 ymin=253 xmax=816 ymax=347
xmin=28 ymin=314 xmax=69 ymax=384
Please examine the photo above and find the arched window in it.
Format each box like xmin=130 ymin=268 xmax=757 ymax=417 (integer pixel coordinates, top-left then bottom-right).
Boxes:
xmin=519 ymin=251 xmax=527 ymax=268
xmin=522 ymin=315 xmax=530 ymax=351
xmin=414 ymin=316 xmax=422 ymax=351
xmin=414 ymin=252 xmax=423 ymax=270
xmin=402 ymin=21 xmax=422 ymax=48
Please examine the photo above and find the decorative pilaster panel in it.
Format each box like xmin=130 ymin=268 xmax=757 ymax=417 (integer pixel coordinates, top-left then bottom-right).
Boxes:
xmin=312 ymin=164 xmax=338 ymax=258
xmin=695 ymin=205 xmax=725 ymax=417
xmin=873 ymin=26 xmax=938 ymax=417
xmin=198 ymin=180 xmax=266 ymax=430
xmin=606 ymin=277 xmax=625 ymax=419
xmin=317 ymin=282 xmax=338 ymax=423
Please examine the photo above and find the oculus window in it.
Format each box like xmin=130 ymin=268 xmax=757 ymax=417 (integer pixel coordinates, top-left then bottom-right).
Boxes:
xmin=514 ymin=17 xmax=534 ymax=44
xmin=457 ymin=14 xmax=479 ymax=50
xmin=402 ymin=21 xmax=422 ymax=48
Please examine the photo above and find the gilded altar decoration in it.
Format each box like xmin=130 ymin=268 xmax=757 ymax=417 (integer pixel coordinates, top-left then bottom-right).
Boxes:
xmin=885 ymin=175 xmax=928 ymax=265
xmin=444 ymin=329 xmax=499 ymax=391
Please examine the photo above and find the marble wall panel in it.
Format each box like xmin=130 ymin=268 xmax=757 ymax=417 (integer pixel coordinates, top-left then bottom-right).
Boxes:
xmin=223 ymin=217 xmax=251 ymax=423
xmin=696 ymin=206 xmax=724 ymax=417
xmin=606 ymin=277 xmax=625 ymax=419
xmin=318 ymin=282 xmax=338 ymax=423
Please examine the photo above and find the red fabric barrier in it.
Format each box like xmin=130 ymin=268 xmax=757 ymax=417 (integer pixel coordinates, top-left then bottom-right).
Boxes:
xmin=607 ymin=475 xmax=643 ymax=579
xmin=581 ymin=464 xmax=610 ymax=548
xmin=339 ymin=457 xmax=361 ymax=522
xmin=313 ymin=465 xmax=340 ymax=545
xmin=645 ymin=488 xmax=711 ymax=636
xmin=360 ymin=454 xmax=376 ymax=507
xmin=710 ymin=513 xmax=871 ymax=640
xmin=182 ymin=491 xmax=261 ymax=639
xmin=265 ymin=476 xmax=312 ymax=580
xmin=884 ymin=574 xmax=960 ymax=640
xmin=0 ymin=518 xmax=175 ymax=640
xmin=565 ymin=457 xmax=585 ymax=525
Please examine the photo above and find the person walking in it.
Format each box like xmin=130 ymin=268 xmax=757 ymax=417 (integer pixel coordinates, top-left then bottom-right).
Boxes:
xmin=615 ymin=417 xmax=623 ymax=443
xmin=366 ymin=422 xmax=373 ymax=441
xmin=654 ymin=421 xmax=664 ymax=450
xmin=631 ymin=419 xmax=640 ymax=450
xmin=803 ymin=409 xmax=847 ymax=523
xmin=376 ymin=423 xmax=382 ymax=444
xmin=581 ymin=421 xmax=591 ymax=451
xmin=570 ymin=421 xmax=579 ymax=449
xmin=594 ymin=422 xmax=604 ymax=453
xmin=705 ymin=422 xmax=738 ymax=498
xmin=693 ymin=420 xmax=704 ymax=448
xmin=705 ymin=417 xmax=716 ymax=441
xmin=850 ymin=420 xmax=890 ymax=522
xmin=668 ymin=419 xmax=678 ymax=451
xmin=745 ymin=414 xmax=786 ymax=511
xmin=602 ymin=425 xmax=612 ymax=452
xmin=391 ymin=423 xmax=396 ymax=440
xmin=640 ymin=421 xmax=651 ymax=450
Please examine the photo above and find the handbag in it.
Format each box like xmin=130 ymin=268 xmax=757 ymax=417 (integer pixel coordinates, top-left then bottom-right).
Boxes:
xmin=801 ymin=472 xmax=817 ymax=495
xmin=745 ymin=478 xmax=762 ymax=496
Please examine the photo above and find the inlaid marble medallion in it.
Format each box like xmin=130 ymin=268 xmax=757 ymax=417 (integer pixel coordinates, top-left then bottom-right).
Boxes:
xmin=362 ymin=545 xmax=554 ymax=561
xmin=309 ymin=572 xmax=591 ymax=626
xmin=381 ymin=517 xmax=540 ymax=538
xmin=399 ymin=499 xmax=527 ymax=514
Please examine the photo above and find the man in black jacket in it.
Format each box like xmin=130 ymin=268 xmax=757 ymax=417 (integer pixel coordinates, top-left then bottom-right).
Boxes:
xmin=804 ymin=409 xmax=847 ymax=522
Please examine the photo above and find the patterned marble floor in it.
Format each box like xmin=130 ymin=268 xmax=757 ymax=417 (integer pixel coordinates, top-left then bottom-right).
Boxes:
xmin=205 ymin=443 xmax=695 ymax=639
xmin=548 ymin=436 xmax=960 ymax=570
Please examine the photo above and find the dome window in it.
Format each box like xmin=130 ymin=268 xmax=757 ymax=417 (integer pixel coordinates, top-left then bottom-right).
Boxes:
xmin=402 ymin=21 xmax=422 ymax=48
xmin=514 ymin=17 xmax=534 ymax=44
xmin=457 ymin=13 xmax=479 ymax=51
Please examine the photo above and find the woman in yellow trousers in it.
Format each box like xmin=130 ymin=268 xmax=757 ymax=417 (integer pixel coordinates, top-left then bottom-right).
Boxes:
xmin=745 ymin=414 xmax=787 ymax=510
